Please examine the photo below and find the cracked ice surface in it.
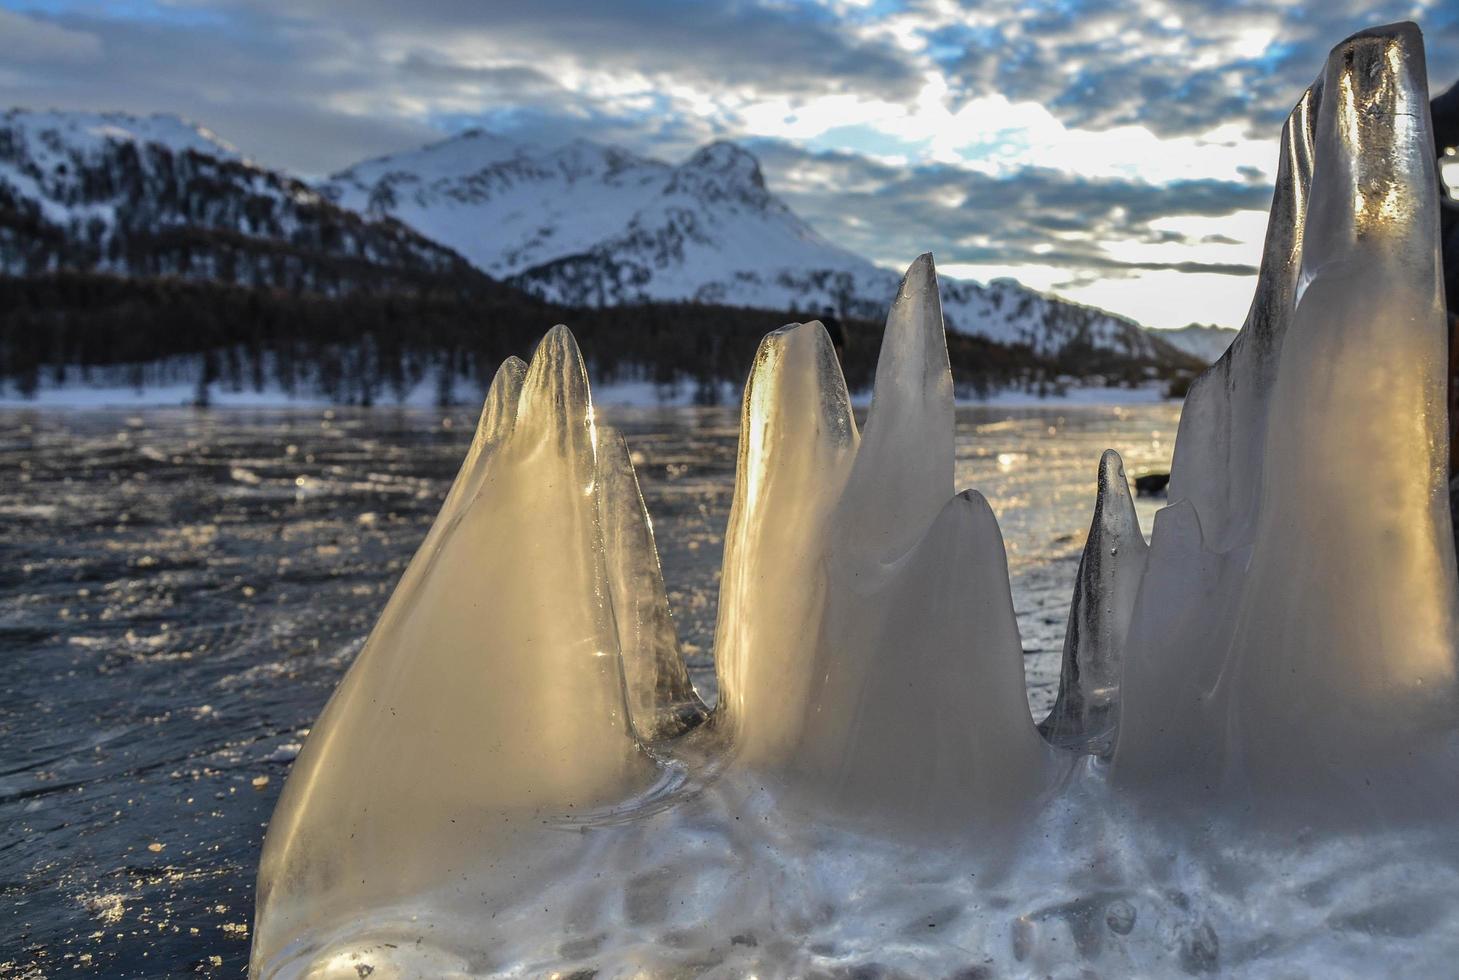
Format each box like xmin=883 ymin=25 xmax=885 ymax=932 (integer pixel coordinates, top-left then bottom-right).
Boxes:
xmin=251 ymin=23 xmax=1459 ymax=979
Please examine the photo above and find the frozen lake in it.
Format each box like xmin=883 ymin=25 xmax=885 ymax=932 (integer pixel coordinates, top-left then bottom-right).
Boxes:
xmin=0 ymin=402 xmax=1178 ymax=976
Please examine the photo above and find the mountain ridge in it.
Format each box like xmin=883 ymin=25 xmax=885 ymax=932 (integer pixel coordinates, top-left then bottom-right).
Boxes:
xmin=319 ymin=127 xmax=1192 ymax=364
xmin=0 ymin=107 xmax=1196 ymax=365
xmin=0 ymin=107 xmax=1208 ymax=407
xmin=1157 ymin=323 xmax=1239 ymax=363
xmin=0 ymin=107 xmax=491 ymax=296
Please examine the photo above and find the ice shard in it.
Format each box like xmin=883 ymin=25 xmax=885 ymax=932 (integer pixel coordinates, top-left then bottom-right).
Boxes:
xmin=1219 ymin=22 xmax=1458 ymax=797
xmin=597 ymin=424 xmax=707 ymax=740
xmin=1039 ymin=449 xmax=1147 ymax=754
xmin=380 ymin=356 xmax=525 ymax=625
xmin=252 ymin=327 xmax=655 ymax=968
xmin=790 ymin=255 xmax=1060 ymax=829
xmin=832 ymin=253 xmax=954 ymax=561
xmin=1115 ymin=23 xmax=1459 ymax=808
xmin=712 ymin=319 xmax=859 ymax=762
xmin=1165 ymin=89 xmax=1318 ymax=554
xmin=796 ymin=488 xmax=1061 ymax=829
xmin=707 ymin=259 xmax=1058 ymax=829
xmin=453 ymin=356 xmax=528 ymax=515
xmin=1106 ymin=500 xmax=1244 ymax=787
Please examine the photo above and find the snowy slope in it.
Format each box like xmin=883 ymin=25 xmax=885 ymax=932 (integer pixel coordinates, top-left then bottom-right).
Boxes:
xmin=0 ymin=108 xmax=240 ymax=165
xmin=323 ymin=131 xmax=676 ymax=277
xmin=1155 ymin=324 xmax=1238 ymax=363
xmin=0 ymin=108 xmax=479 ymax=291
xmin=0 ymin=109 xmax=237 ymax=229
xmin=323 ymin=133 xmax=1182 ymax=361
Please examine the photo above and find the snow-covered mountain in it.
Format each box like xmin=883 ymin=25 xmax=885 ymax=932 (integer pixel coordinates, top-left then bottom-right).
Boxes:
xmin=1156 ymin=324 xmax=1238 ymax=363
xmin=0 ymin=109 xmax=1195 ymax=368
xmin=0 ymin=109 xmax=482 ymax=293
xmin=322 ymin=132 xmax=1185 ymax=362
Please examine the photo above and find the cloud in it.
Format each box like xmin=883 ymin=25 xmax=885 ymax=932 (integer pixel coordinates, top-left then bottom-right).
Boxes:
xmin=0 ymin=8 xmax=101 ymax=64
xmin=393 ymin=56 xmax=561 ymax=94
xmin=0 ymin=8 xmax=446 ymax=173
xmin=922 ymin=0 xmax=1459 ymax=139
xmin=197 ymin=0 xmax=924 ymax=100
xmin=0 ymin=0 xmax=925 ymax=173
xmin=750 ymin=139 xmax=1270 ymax=276
xmin=6 ymin=0 xmax=1454 ymax=175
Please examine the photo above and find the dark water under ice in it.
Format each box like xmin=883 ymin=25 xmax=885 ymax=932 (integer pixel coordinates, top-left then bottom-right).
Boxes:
xmin=0 ymin=403 xmax=1177 ymax=977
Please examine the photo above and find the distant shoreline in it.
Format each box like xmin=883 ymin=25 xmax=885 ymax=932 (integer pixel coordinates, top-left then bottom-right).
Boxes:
xmin=0 ymin=378 xmax=1179 ymax=411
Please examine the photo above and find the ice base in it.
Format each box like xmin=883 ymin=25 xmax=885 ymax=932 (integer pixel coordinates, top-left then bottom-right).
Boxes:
xmin=267 ymin=749 xmax=1459 ymax=978
xmin=251 ymin=22 xmax=1459 ymax=979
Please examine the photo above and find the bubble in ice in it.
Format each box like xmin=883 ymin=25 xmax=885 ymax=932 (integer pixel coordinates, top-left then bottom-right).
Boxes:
xmin=251 ymin=23 xmax=1459 ymax=979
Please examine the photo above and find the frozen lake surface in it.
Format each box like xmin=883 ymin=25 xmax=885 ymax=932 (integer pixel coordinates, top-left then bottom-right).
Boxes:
xmin=0 ymin=403 xmax=1177 ymax=977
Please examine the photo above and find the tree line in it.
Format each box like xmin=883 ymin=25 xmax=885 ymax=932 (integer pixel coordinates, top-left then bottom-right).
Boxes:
xmin=0 ymin=272 xmax=1194 ymax=405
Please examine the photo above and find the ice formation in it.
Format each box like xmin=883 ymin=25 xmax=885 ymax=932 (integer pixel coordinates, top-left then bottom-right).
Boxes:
xmin=1115 ymin=24 xmax=1458 ymax=811
xmin=1039 ymin=449 xmax=1147 ymax=754
xmin=252 ymin=23 xmax=1459 ymax=978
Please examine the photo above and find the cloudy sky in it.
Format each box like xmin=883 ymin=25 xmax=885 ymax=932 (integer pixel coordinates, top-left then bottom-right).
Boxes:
xmin=2 ymin=0 xmax=1456 ymax=329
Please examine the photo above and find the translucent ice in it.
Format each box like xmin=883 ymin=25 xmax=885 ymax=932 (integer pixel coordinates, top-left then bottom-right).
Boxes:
xmin=253 ymin=328 xmax=657 ymax=965
xmin=712 ymin=318 xmax=858 ymax=762
xmin=830 ymin=253 xmax=953 ymax=561
xmin=1114 ymin=23 xmax=1459 ymax=809
xmin=1165 ymin=88 xmax=1316 ymax=554
xmin=714 ymin=260 xmax=1056 ymax=825
xmin=1039 ymin=450 xmax=1147 ymax=754
xmin=787 ymin=255 xmax=1058 ymax=828
xmin=597 ymin=424 xmax=707 ymax=740
xmin=252 ymin=22 xmax=1459 ymax=979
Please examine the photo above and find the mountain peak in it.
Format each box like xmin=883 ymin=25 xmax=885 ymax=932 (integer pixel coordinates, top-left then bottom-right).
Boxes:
xmin=684 ymin=141 xmax=763 ymax=181
xmin=311 ymin=125 xmax=1168 ymax=362
xmin=339 ymin=127 xmax=533 ymax=181
xmin=669 ymin=140 xmax=771 ymax=209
